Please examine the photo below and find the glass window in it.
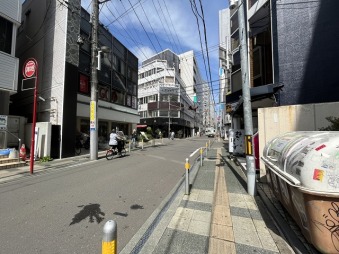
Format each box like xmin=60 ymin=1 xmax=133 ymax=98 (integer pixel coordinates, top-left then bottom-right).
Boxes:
xmin=113 ymin=38 xmax=126 ymax=59
xmin=112 ymin=54 xmax=117 ymax=70
xmin=79 ymin=31 xmax=90 ymax=53
xmin=132 ymin=69 xmax=138 ymax=83
xmin=127 ymin=67 xmax=132 ymax=80
xmin=111 ymin=89 xmax=125 ymax=105
xmin=132 ymin=96 xmax=137 ymax=109
xmin=79 ymin=51 xmax=91 ymax=74
xmin=98 ymin=62 xmax=111 ymax=85
xmin=126 ymin=94 xmax=131 ymax=107
xmin=0 ymin=16 xmax=13 ymax=54
xmin=159 ymin=111 xmax=168 ymax=117
xmin=80 ymin=119 xmax=90 ymax=134
xmin=118 ymin=58 xmax=125 ymax=76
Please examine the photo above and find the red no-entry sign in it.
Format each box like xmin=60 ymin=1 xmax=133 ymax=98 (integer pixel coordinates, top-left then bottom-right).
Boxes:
xmin=23 ymin=59 xmax=37 ymax=78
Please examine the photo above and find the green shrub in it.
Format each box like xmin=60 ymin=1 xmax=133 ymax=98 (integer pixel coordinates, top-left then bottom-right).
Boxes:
xmin=39 ymin=156 xmax=53 ymax=162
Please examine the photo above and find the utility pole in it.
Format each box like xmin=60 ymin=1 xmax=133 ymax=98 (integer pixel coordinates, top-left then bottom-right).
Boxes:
xmin=89 ymin=0 xmax=99 ymax=160
xmin=90 ymin=0 xmax=110 ymax=160
xmin=237 ymin=0 xmax=256 ymax=195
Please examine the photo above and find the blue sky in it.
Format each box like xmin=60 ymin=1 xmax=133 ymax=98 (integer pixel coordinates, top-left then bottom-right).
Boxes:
xmin=81 ymin=0 xmax=229 ymax=104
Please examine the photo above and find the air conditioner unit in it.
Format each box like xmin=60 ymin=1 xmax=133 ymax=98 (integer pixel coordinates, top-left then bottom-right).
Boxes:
xmin=229 ymin=0 xmax=238 ymax=9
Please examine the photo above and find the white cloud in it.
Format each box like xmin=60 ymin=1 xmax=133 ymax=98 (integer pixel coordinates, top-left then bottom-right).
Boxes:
xmin=131 ymin=46 xmax=157 ymax=65
xmin=100 ymin=0 xmax=202 ymax=52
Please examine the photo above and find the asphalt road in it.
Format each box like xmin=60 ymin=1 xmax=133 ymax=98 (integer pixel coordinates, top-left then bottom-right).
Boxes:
xmin=0 ymin=137 xmax=209 ymax=253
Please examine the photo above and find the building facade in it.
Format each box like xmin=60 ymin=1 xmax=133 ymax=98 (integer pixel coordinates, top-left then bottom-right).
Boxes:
xmin=138 ymin=49 xmax=203 ymax=138
xmin=224 ymin=0 xmax=339 ymax=131
xmin=11 ymin=0 xmax=139 ymax=158
xmin=218 ymin=8 xmax=231 ymax=135
xmin=0 ymin=0 xmax=21 ymax=115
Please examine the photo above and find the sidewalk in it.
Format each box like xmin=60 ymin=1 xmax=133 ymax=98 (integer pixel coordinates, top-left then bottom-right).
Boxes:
xmin=121 ymin=141 xmax=293 ymax=254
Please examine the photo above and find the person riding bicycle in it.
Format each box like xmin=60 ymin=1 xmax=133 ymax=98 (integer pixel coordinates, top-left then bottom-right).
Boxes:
xmin=109 ymin=129 xmax=119 ymax=154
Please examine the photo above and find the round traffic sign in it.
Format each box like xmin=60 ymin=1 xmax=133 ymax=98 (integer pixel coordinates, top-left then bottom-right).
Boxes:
xmin=23 ymin=60 xmax=37 ymax=78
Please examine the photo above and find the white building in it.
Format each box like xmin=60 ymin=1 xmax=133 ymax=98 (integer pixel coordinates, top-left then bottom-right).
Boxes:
xmin=138 ymin=49 xmax=203 ymax=137
xmin=0 ymin=0 xmax=21 ymax=115
xmin=219 ymin=8 xmax=232 ymax=135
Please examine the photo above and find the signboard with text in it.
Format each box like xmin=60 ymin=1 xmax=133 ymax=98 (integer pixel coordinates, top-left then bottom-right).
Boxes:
xmin=90 ymin=101 xmax=96 ymax=131
xmin=0 ymin=115 xmax=8 ymax=130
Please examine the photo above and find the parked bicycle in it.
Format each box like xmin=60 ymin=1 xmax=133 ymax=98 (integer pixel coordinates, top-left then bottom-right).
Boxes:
xmin=75 ymin=133 xmax=90 ymax=155
xmin=75 ymin=137 xmax=82 ymax=155
xmin=106 ymin=145 xmax=126 ymax=160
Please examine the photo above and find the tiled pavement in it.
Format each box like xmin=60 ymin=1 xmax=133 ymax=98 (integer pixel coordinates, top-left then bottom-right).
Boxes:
xmin=139 ymin=144 xmax=291 ymax=254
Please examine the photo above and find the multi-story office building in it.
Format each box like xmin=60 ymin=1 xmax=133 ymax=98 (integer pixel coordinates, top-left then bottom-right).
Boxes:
xmin=138 ymin=49 xmax=203 ymax=137
xmin=201 ymin=83 xmax=211 ymax=128
xmin=0 ymin=0 xmax=21 ymax=115
xmin=11 ymin=0 xmax=139 ymax=158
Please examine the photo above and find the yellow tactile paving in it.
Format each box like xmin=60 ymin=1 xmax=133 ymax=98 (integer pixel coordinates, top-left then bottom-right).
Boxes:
xmin=209 ymin=148 xmax=235 ymax=254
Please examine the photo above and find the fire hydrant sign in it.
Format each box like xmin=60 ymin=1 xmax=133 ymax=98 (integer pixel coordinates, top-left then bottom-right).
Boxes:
xmin=23 ymin=59 xmax=37 ymax=78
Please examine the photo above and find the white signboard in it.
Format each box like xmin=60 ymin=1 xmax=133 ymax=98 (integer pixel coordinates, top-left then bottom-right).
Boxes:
xmin=0 ymin=115 xmax=8 ymax=130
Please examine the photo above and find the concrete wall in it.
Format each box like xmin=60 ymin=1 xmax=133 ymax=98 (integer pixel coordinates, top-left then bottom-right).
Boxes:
xmin=258 ymin=102 xmax=339 ymax=177
xmin=273 ymin=0 xmax=339 ymax=106
xmin=25 ymin=122 xmax=52 ymax=158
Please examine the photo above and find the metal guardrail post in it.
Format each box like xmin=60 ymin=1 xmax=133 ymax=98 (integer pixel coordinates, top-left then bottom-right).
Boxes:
xmin=102 ymin=220 xmax=117 ymax=254
xmin=205 ymin=142 xmax=208 ymax=156
xmin=128 ymin=142 xmax=131 ymax=153
xmin=141 ymin=139 xmax=144 ymax=150
xmin=209 ymin=140 xmax=211 ymax=149
xmin=185 ymin=158 xmax=190 ymax=195
xmin=200 ymin=147 xmax=203 ymax=166
xmin=18 ymin=138 xmax=21 ymax=163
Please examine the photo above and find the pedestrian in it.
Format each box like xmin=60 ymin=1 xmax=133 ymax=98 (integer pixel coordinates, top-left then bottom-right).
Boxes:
xmin=131 ymin=129 xmax=137 ymax=148
xmin=116 ymin=131 xmax=125 ymax=156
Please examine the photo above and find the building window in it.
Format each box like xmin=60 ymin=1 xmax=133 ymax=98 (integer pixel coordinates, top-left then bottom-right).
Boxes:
xmin=159 ymin=111 xmax=168 ymax=116
xmin=0 ymin=16 xmax=13 ymax=54
xmin=151 ymin=110 xmax=157 ymax=117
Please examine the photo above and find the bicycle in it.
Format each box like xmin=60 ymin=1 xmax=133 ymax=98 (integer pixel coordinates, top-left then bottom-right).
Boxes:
xmin=106 ymin=145 xmax=126 ymax=160
xmin=75 ymin=138 xmax=82 ymax=155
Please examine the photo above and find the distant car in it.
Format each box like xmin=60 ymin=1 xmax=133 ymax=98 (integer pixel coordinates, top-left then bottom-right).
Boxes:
xmin=205 ymin=128 xmax=216 ymax=138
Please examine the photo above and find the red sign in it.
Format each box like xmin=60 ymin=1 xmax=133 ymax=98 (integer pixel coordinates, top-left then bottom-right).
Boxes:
xmin=79 ymin=74 xmax=89 ymax=94
xmin=23 ymin=59 xmax=37 ymax=78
